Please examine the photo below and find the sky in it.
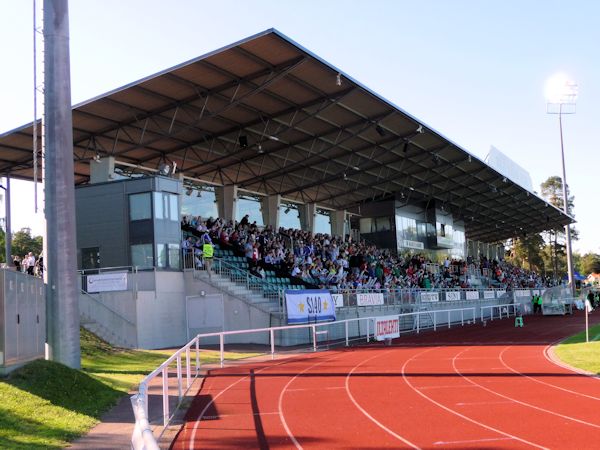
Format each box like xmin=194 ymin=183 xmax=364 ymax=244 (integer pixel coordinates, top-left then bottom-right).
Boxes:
xmin=1 ymin=0 xmax=599 ymax=253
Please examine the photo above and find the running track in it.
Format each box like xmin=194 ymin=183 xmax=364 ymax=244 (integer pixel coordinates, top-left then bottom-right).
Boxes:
xmin=171 ymin=312 xmax=600 ymax=449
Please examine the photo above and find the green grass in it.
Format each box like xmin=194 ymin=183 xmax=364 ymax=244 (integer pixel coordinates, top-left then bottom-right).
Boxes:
xmin=554 ymin=323 xmax=600 ymax=374
xmin=0 ymin=329 xmax=259 ymax=449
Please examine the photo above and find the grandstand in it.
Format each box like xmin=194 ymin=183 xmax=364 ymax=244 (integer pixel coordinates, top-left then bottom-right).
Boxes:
xmin=0 ymin=29 xmax=574 ymax=349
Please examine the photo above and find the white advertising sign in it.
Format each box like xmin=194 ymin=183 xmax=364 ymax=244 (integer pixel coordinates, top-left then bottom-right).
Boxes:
xmin=515 ymin=289 xmax=531 ymax=297
xmin=375 ymin=315 xmax=400 ymax=341
xmin=465 ymin=291 xmax=480 ymax=300
xmin=445 ymin=291 xmax=461 ymax=301
xmin=532 ymin=290 xmax=540 ymax=296
xmin=483 ymin=290 xmax=495 ymax=299
xmin=87 ymin=272 xmax=128 ymax=293
xmin=357 ymin=293 xmax=384 ymax=306
xmin=421 ymin=292 xmax=439 ymax=302
xmin=401 ymin=239 xmax=425 ymax=250
xmin=496 ymin=290 xmax=506 ymax=297
xmin=332 ymin=294 xmax=344 ymax=308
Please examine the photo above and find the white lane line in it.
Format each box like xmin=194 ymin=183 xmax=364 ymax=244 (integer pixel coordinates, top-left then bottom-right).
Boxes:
xmin=188 ymin=355 xmax=311 ymax=450
xmin=286 ymin=386 xmax=345 ymax=392
xmin=500 ymin=346 xmax=600 ymax=401
xmin=455 ymin=401 xmax=513 ymax=406
xmin=345 ymin=350 xmax=421 ymax=449
xmin=417 ymin=384 xmax=481 ymax=390
xmin=402 ymin=346 xmax=547 ymax=449
xmin=434 ymin=437 xmax=514 ymax=445
xmin=452 ymin=347 xmax=600 ymax=430
xmin=278 ymin=353 xmax=346 ymax=450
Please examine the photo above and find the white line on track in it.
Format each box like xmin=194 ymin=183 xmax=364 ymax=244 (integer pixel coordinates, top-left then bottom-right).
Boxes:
xmin=278 ymin=353 xmax=346 ymax=450
xmin=187 ymin=355 xmax=308 ymax=450
xmin=402 ymin=346 xmax=547 ymax=449
xmin=452 ymin=347 xmax=600 ymax=430
xmin=286 ymin=386 xmax=345 ymax=392
xmin=499 ymin=346 xmax=600 ymax=401
xmin=433 ymin=437 xmax=514 ymax=445
xmin=455 ymin=401 xmax=513 ymax=406
xmin=345 ymin=350 xmax=421 ymax=449
xmin=201 ymin=411 xmax=280 ymax=420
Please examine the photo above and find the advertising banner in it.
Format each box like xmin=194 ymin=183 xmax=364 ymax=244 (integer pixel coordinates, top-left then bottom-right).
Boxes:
xmin=421 ymin=292 xmax=439 ymax=302
xmin=375 ymin=315 xmax=400 ymax=341
xmin=515 ymin=289 xmax=531 ymax=297
xmin=357 ymin=293 xmax=384 ymax=306
xmin=445 ymin=291 xmax=461 ymax=301
xmin=87 ymin=272 xmax=128 ymax=293
xmin=465 ymin=291 xmax=480 ymax=300
xmin=332 ymin=293 xmax=344 ymax=308
xmin=285 ymin=290 xmax=336 ymax=324
xmin=483 ymin=290 xmax=495 ymax=299
xmin=496 ymin=290 xmax=506 ymax=297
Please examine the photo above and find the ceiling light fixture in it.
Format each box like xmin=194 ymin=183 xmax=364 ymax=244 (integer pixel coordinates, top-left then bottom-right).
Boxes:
xmin=336 ymin=73 xmax=342 ymax=86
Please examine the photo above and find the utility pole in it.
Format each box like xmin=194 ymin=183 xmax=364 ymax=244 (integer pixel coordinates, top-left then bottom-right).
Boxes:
xmin=44 ymin=0 xmax=80 ymax=368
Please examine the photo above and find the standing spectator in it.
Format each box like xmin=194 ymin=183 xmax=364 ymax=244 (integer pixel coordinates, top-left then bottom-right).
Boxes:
xmin=25 ymin=252 xmax=36 ymax=275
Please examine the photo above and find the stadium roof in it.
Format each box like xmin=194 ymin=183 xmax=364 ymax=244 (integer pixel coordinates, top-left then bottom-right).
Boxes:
xmin=0 ymin=28 xmax=572 ymax=242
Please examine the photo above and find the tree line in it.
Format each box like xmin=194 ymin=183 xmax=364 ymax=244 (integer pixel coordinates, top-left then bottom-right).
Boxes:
xmin=506 ymin=175 xmax=600 ymax=279
xmin=0 ymin=227 xmax=43 ymax=263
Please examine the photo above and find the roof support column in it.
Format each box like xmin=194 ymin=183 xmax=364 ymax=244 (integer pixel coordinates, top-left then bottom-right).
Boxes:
xmin=299 ymin=203 xmax=317 ymax=234
xmin=260 ymin=194 xmax=280 ymax=231
xmin=3 ymin=177 xmax=11 ymax=266
xmin=330 ymin=209 xmax=347 ymax=239
xmin=216 ymin=185 xmax=238 ymax=222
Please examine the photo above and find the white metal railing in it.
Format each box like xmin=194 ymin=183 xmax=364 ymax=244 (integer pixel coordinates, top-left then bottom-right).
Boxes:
xmin=480 ymin=303 xmax=520 ymax=322
xmin=130 ymin=306 xmax=492 ymax=449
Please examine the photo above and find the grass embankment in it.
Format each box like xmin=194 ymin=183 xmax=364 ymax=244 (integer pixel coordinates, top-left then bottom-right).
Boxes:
xmin=0 ymin=329 xmax=255 ymax=449
xmin=554 ymin=323 xmax=600 ymax=374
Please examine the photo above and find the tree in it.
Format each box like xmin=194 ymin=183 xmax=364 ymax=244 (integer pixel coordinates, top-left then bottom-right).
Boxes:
xmin=11 ymin=227 xmax=43 ymax=259
xmin=579 ymin=252 xmax=600 ymax=275
xmin=510 ymin=234 xmax=545 ymax=271
xmin=540 ymin=175 xmax=578 ymax=281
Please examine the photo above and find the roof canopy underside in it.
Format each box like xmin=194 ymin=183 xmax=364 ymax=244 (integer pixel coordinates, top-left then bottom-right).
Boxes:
xmin=0 ymin=29 xmax=572 ymax=243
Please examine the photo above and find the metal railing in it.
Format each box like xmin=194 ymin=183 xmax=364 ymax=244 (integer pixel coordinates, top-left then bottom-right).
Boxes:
xmin=183 ymin=252 xmax=286 ymax=313
xmin=130 ymin=305 xmax=505 ymax=449
xmin=480 ymin=303 xmax=520 ymax=322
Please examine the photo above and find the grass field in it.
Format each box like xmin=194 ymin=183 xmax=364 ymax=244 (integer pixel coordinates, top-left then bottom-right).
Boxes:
xmin=0 ymin=329 xmax=256 ymax=449
xmin=554 ymin=322 xmax=600 ymax=374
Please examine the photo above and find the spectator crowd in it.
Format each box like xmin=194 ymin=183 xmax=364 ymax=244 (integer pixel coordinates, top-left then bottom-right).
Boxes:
xmin=181 ymin=215 xmax=555 ymax=291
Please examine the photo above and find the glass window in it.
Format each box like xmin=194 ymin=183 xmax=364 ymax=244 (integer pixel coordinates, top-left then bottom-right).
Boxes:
xmin=169 ymin=194 xmax=179 ymax=222
xmin=169 ymin=243 xmax=181 ymax=269
xmin=131 ymin=244 xmax=154 ymax=268
xmin=360 ymin=218 xmax=373 ymax=234
xmin=156 ymin=243 xmax=167 ymax=268
xmin=375 ymin=216 xmax=391 ymax=232
xmin=153 ymin=192 xmax=163 ymax=219
xmin=129 ymin=193 xmax=152 ymax=221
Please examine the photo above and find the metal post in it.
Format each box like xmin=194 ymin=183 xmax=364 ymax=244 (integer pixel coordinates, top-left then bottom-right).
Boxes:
xmin=448 ymin=310 xmax=451 ymax=329
xmin=219 ymin=333 xmax=224 ymax=368
xmin=345 ymin=320 xmax=349 ymax=347
xmin=558 ymin=107 xmax=575 ymax=296
xmin=195 ymin=338 xmax=200 ymax=374
xmin=43 ymin=0 xmax=80 ymax=369
xmin=4 ymin=177 xmax=11 ymax=265
xmin=185 ymin=348 xmax=191 ymax=389
xmin=366 ymin=318 xmax=369 ymax=342
xmin=162 ymin=368 xmax=169 ymax=426
xmin=312 ymin=325 xmax=317 ymax=351
xmin=176 ymin=355 xmax=183 ymax=401
xmin=270 ymin=329 xmax=275 ymax=359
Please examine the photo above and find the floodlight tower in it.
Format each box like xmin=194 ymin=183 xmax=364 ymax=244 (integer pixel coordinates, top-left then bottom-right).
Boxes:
xmin=546 ymin=74 xmax=577 ymax=296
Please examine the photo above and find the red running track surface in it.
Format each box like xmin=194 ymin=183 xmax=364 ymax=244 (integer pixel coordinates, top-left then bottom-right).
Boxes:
xmin=170 ymin=311 xmax=600 ymax=449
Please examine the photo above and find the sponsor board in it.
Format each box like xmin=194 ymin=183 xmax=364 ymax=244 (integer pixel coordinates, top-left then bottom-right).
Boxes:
xmin=375 ymin=315 xmax=400 ymax=341
xmin=445 ymin=291 xmax=461 ymax=301
xmin=87 ymin=272 xmax=128 ymax=293
xmin=357 ymin=293 xmax=384 ymax=306
xmin=285 ymin=290 xmax=336 ymax=324
xmin=483 ymin=290 xmax=495 ymax=299
xmin=515 ymin=289 xmax=531 ymax=297
xmin=421 ymin=292 xmax=439 ymax=302
xmin=496 ymin=290 xmax=506 ymax=297
xmin=401 ymin=239 xmax=424 ymax=250
xmin=332 ymin=293 xmax=344 ymax=308
xmin=465 ymin=291 xmax=479 ymax=300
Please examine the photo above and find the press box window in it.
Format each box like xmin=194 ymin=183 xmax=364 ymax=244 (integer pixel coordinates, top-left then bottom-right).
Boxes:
xmin=129 ymin=193 xmax=152 ymax=221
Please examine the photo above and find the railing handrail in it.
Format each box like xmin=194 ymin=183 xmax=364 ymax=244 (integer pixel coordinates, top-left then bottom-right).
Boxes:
xmin=77 ymin=265 xmax=136 ymax=275
xmin=80 ymin=289 xmax=136 ymax=327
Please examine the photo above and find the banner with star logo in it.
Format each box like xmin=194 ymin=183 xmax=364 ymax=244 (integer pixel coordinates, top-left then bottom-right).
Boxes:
xmin=285 ymin=290 xmax=336 ymax=324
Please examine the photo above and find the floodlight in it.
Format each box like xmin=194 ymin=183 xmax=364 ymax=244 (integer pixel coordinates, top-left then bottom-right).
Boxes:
xmin=186 ymin=188 xmax=193 ymax=196
xmin=375 ymin=125 xmax=386 ymax=137
xmin=336 ymin=73 xmax=342 ymax=86
xmin=545 ymin=73 xmax=578 ymax=104
xmin=284 ymin=207 xmax=291 ymax=214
